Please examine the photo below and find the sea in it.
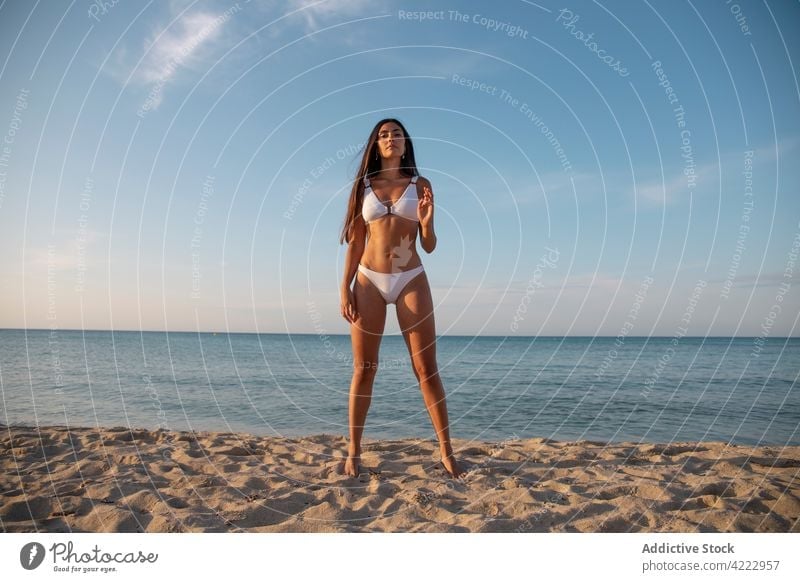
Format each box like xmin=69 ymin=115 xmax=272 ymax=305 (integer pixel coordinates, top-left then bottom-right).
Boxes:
xmin=1 ymin=329 xmax=797 ymax=446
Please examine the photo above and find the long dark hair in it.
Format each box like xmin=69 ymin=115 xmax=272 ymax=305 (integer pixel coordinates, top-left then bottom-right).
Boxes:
xmin=339 ymin=118 xmax=419 ymax=244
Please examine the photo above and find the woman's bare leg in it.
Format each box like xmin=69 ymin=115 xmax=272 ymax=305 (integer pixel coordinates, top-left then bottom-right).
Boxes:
xmin=395 ymin=271 xmax=463 ymax=478
xmin=344 ymin=271 xmax=387 ymax=477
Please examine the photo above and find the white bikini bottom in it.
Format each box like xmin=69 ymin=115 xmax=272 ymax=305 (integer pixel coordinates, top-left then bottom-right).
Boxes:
xmin=357 ymin=264 xmax=425 ymax=305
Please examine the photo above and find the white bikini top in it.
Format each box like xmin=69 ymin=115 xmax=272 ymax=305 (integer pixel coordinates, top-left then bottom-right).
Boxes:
xmin=361 ymin=175 xmax=418 ymax=224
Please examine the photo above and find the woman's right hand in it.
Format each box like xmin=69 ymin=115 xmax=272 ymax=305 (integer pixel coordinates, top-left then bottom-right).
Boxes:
xmin=340 ymin=286 xmax=358 ymax=323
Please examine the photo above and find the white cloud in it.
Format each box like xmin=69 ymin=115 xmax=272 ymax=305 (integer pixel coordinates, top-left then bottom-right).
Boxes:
xmin=286 ymin=0 xmax=378 ymax=34
xmin=24 ymin=229 xmax=108 ymax=272
xmin=632 ymin=136 xmax=799 ymax=206
xmin=100 ymin=1 xmax=247 ymax=112
xmin=138 ymin=11 xmax=225 ymax=85
xmin=634 ymin=161 xmax=717 ymax=205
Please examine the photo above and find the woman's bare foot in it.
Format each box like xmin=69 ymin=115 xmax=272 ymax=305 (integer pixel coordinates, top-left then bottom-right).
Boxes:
xmin=440 ymin=451 xmax=464 ymax=478
xmin=343 ymin=449 xmax=361 ymax=477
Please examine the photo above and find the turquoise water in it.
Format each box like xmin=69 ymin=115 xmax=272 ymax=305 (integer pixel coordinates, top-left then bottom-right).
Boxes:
xmin=1 ymin=330 xmax=797 ymax=445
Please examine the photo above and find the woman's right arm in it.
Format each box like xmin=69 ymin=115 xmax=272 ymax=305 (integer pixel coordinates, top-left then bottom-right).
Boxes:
xmin=341 ymin=216 xmax=366 ymax=291
xmin=340 ymin=216 xmax=366 ymax=322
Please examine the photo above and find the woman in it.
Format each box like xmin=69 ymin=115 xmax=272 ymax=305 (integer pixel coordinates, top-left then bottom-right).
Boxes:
xmin=339 ymin=118 xmax=463 ymax=478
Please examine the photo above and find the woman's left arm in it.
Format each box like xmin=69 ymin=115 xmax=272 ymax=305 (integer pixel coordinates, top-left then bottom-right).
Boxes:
xmin=417 ymin=177 xmax=437 ymax=253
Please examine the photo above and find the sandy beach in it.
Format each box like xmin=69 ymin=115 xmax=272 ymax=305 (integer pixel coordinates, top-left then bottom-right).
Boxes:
xmin=1 ymin=424 xmax=798 ymax=533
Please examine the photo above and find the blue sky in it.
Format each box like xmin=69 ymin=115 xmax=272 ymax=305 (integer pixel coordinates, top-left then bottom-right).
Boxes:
xmin=0 ymin=0 xmax=798 ymax=336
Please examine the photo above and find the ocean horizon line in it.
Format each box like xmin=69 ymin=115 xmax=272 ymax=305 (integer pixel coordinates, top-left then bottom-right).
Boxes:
xmin=2 ymin=327 xmax=798 ymax=339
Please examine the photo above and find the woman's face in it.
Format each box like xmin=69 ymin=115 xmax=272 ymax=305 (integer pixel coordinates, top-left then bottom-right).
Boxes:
xmin=376 ymin=122 xmax=406 ymax=160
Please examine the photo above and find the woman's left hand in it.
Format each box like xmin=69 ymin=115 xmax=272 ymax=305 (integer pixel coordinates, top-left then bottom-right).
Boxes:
xmin=418 ymin=186 xmax=434 ymax=225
